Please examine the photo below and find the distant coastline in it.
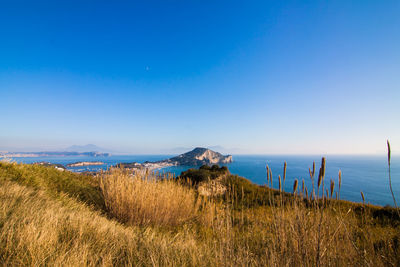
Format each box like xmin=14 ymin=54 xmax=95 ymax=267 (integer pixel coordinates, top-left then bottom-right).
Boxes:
xmin=67 ymin=161 xmax=105 ymax=167
xmin=0 ymin=151 xmax=110 ymax=158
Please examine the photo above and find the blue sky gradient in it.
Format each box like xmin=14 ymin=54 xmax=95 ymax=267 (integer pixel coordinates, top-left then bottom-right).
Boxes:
xmin=1 ymin=1 xmax=399 ymax=154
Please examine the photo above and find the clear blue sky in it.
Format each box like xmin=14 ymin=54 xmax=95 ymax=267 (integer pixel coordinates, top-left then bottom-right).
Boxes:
xmin=1 ymin=1 xmax=399 ymax=154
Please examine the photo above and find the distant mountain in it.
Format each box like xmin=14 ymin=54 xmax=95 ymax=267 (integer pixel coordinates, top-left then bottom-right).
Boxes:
xmin=1 ymin=151 xmax=110 ymax=158
xmin=163 ymin=147 xmax=233 ymax=166
xmin=65 ymin=144 xmax=108 ymax=153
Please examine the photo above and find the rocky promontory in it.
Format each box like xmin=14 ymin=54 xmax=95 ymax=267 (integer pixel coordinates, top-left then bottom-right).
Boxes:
xmin=67 ymin=161 xmax=104 ymax=167
xmin=117 ymin=147 xmax=233 ymax=170
xmin=161 ymin=147 xmax=233 ymax=166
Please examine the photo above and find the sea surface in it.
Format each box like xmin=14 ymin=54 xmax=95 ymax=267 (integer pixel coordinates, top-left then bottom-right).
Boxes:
xmin=8 ymin=155 xmax=400 ymax=207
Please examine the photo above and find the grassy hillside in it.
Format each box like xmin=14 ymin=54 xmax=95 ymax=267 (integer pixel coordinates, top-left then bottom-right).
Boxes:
xmin=0 ymin=161 xmax=399 ymax=266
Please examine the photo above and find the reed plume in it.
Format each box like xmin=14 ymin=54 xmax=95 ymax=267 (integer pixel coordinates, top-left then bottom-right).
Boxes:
xmin=318 ymin=170 xmax=322 ymax=189
xmin=283 ymin=161 xmax=287 ymax=190
xmin=278 ymin=175 xmax=282 ymax=192
xmin=330 ymin=179 xmax=334 ymax=198
xmin=317 ymin=157 xmax=326 ymax=198
xmin=312 ymin=161 xmax=315 ymax=177
xmin=361 ymin=191 xmax=365 ymax=204
xmin=293 ymin=179 xmax=298 ymax=194
xmin=317 ymin=169 xmax=322 ymax=198
xmin=309 ymin=161 xmax=316 ymax=200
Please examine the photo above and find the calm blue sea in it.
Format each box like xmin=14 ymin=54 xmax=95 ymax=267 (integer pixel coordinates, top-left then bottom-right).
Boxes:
xmin=9 ymin=155 xmax=400 ymax=207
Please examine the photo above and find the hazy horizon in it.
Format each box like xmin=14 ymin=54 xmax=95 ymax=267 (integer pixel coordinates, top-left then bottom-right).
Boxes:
xmin=1 ymin=1 xmax=399 ymax=155
xmin=1 ymin=143 xmax=398 ymax=156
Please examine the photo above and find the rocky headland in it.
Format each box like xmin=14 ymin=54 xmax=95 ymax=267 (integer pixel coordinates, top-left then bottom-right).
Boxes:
xmin=67 ymin=161 xmax=105 ymax=167
xmin=117 ymin=147 xmax=233 ymax=170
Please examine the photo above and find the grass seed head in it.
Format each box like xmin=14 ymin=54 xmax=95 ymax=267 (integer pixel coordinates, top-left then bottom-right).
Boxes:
xmin=293 ymin=179 xmax=298 ymax=194
xmin=283 ymin=161 xmax=287 ymax=183
xmin=312 ymin=161 xmax=315 ymax=177
xmin=330 ymin=179 xmax=334 ymax=198
xmin=278 ymin=175 xmax=282 ymax=192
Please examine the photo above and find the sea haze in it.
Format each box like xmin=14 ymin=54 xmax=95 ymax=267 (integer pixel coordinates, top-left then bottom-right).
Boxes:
xmin=9 ymin=155 xmax=400 ymax=207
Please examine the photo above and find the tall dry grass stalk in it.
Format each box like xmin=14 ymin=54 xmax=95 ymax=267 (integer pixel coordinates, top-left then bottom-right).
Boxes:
xmin=361 ymin=191 xmax=365 ymax=204
xmin=278 ymin=175 xmax=282 ymax=192
xmin=283 ymin=161 xmax=287 ymax=191
xmin=330 ymin=179 xmax=334 ymax=198
xmin=387 ymin=140 xmax=399 ymax=214
xmin=100 ymin=168 xmax=199 ymax=227
xmin=317 ymin=157 xmax=326 ymax=200
xmin=293 ymin=179 xmax=298 ymax=194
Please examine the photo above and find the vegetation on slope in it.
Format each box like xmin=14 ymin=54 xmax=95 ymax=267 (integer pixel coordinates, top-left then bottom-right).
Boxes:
xmin=100 ymin=168 xmax=199 ymax=226
xmin=179 ymin=164 xmax=229 ymax=184
xmin=0 ymin=156 xmax=399 ymax=266
xmin=0 ymin=162 xmax=104 ymax=210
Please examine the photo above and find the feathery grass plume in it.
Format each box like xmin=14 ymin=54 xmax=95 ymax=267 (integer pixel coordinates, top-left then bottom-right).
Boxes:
xmin=283 ymin=161 xmax=287 ymax=184
xmin=387 ymin=140 xmax=399 ymax=211
xmin=312 ymin=161 xmax=315 ymax=177
xmin=305 ymin=187 xmax=309 ymax=200
xmin=309 ymin=161 xmax=316 ymax=200
xmin=317 ymin=169 xmax=322 ymax=191
xmin=302 ymin=179 xmax=305 ymax=195
xmin=266 ymin=165 xmax=270 ymax=184
xmin=317 ymin=157 xmax=326 ymax=198
xmin=293 ymin=179 xmax=298 ymax=194
xmin=278 ymin=175 xmax=282 ymax=192
xmin=361 ymin=191 xmax=365 ymax=204
xmin=330 ymin=179 xmax=334 ymax=198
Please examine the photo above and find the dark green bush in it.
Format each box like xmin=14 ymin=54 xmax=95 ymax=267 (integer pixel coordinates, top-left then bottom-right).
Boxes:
xmin=179 ymin=165 xmax=229 ymax=184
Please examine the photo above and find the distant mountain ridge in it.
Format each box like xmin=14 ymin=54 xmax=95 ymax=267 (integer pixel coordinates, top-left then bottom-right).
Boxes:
xmin=0 ymin=151 xmax=110 ymax=158
xmin=65 ymin=144 xmax=108 ymax=152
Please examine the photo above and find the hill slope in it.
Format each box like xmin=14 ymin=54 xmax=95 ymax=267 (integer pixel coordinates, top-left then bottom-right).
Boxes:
xmin=0 ymin=161 xmax=399 ymax=266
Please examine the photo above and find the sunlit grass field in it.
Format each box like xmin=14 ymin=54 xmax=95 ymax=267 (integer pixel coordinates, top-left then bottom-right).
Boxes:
xmin=0 ymin=159 xmax=399 ymax=266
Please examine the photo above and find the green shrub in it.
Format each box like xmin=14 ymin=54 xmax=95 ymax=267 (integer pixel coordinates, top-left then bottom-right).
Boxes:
xmin=179 ymin=164 xmax=228 ymax=184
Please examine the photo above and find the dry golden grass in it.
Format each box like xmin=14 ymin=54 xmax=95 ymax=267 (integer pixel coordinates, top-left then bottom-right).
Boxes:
xmin=100 ymin=168 xmax=199 ymax=227
xmin=0 ymin=179 xmax=211 ymax=266
xmin=0 ymin=161 xmax=399 ymax=266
